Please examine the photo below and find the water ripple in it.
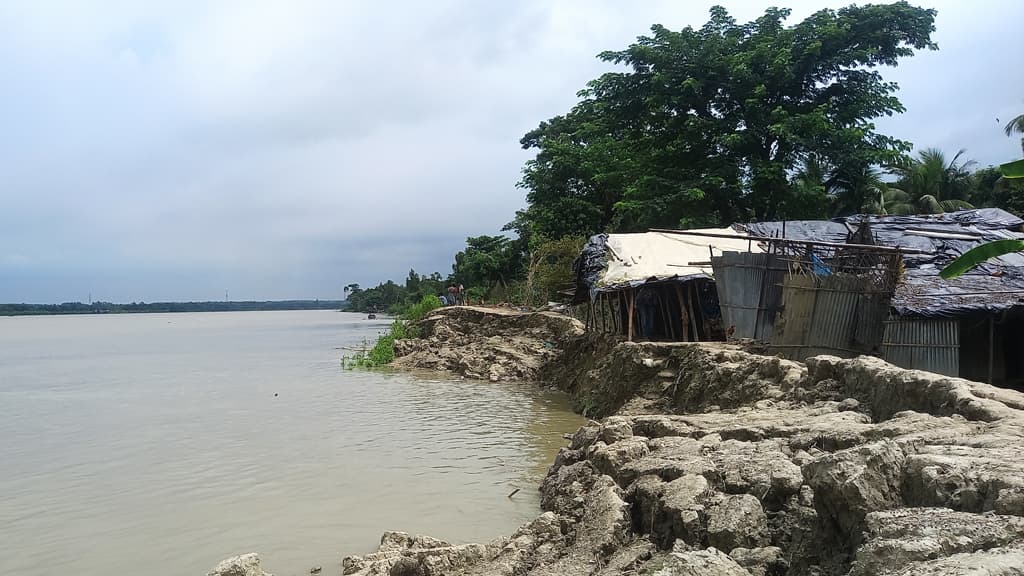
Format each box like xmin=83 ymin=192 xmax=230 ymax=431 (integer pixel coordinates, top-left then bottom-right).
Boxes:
xmin=0 ymin=311 xmax=585 ymax=576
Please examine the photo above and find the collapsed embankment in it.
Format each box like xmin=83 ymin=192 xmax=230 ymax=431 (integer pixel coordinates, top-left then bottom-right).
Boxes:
xmin=391 ymin=306 xmax=586 ymax=382
xmin=213 ymin=307 xmax=1024 ymax=576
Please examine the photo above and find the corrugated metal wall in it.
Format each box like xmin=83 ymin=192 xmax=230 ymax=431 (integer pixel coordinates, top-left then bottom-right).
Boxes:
xmin=711 ymin=252 xmax=786 ymax=341
xmin=882 ymin=316 xmax=960 ymax=377
xmin=769 ymin=274 xmax=890 ymax=360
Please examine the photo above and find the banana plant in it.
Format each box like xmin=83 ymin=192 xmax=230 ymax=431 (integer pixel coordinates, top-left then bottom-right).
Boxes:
xmin=1002 ymin=158 xmax=1024 ymax=179
xmin=939 ymin=160 xmax=1024 ymax=279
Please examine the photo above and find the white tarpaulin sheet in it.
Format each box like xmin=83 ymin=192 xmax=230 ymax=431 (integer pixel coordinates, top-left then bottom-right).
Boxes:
xmin=600 ymin=229 xmax=761 ymax=288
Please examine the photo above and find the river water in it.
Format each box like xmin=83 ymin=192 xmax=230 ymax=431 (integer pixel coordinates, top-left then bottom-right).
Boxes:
xmin=0 ymin=310 xmax=585 ymax=576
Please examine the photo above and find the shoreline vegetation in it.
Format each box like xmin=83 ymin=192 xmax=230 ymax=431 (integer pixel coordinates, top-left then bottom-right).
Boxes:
xmin=0 ymin=300 xmax=347 ymax=317
xmin=341 ymin=295 xmax=442 ymax=368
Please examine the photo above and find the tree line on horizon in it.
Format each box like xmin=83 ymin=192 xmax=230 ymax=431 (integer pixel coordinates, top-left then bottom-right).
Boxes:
xmin=0 ymin=300 xmax=347 ymax=316
xmin=348 ymin=2 xmax=1024 ymax=312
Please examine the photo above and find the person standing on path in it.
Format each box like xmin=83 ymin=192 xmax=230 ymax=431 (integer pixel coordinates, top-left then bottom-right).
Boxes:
xmin=458 ymin=284 xmax=465 ymax=305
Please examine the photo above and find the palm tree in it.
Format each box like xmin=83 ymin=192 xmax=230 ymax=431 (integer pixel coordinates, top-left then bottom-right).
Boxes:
xmin=1005 ymin=113 xmax=1024 ymax=137
xmin=1006 ymin=113 xmax=1024 ymax=156
xmin=878 ymin=187 xmax=916 ymax=215
xmin=831 ymin=165 xmax=890 ymax=216
xmin=889 ymin=148 xmax=976 ymax=214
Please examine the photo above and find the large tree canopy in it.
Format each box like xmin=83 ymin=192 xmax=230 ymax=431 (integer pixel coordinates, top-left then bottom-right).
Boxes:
xmin=517 ymin=2 xmax=937 ymax=238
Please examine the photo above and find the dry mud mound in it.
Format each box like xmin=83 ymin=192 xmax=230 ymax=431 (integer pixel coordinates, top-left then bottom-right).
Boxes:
xmin=344 ymin=346 xmax=1024 ymax=576
xmin=392 ymin=306 xmax=584 ymax=382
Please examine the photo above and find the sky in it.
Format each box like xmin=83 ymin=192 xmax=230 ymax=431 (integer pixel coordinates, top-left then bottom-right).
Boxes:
xmin=1 ymin=1 xmax=1022 ymax=303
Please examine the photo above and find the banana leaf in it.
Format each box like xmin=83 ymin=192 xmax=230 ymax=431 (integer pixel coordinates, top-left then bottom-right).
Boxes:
xmin=1001 ymin=158 xmax=1024 ymax=179
xmin=940 ymin=239 xmax=1024 ymax=279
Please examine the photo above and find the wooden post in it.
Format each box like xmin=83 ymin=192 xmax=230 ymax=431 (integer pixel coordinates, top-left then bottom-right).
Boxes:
xmin=659 ymin=288 xmax=673 ymax=341
xmin=676 ymin=285 xmax=690 ymax=342
xmin=610 ymin=293 xmax=618 ymax=335
xmin=989 ymin=316 xmax=995 ymax=385
xmin=627 ymin=288 xmax=635 ymax=342
xmin=620 ymin=291 xmax=627 ymax=336
xmin=686 ymin=284 xmax=699 ymax=342
xmin=695 ymin=282 xmax=710 ymax=341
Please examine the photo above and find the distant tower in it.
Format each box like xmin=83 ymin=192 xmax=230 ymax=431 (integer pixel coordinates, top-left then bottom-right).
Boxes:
xmin=225 ymin=290 xmax=229 ymax=302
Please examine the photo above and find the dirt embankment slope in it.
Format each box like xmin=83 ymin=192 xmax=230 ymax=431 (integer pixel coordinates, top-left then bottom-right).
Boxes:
xmin=343 ymin=307 xmax=1024 ymax=576
xmin=391 ymin=306 xmax=584 ymax=382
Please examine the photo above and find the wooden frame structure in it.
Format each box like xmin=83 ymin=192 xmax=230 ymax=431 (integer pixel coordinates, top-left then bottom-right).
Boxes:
xmin=584 ymin=278 xmax=721 ymax=342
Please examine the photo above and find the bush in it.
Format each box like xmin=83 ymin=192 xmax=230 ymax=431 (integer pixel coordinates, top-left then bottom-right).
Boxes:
xmin=341 ymin=295 xmax=441 ymax=369
xmin=405 ymin=295 xmax=442 ymax=321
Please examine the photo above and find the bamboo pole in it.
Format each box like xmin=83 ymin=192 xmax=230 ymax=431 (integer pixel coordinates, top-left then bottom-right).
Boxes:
xmin=659 ymin=289 xmax=673 ymax=341
xmin=610 ymin=293 xmax=618 ymax=335
xmin=695 ymin=283 xmax=710 ymax=341
xmin=676 ymin=285 xmax=690 ymax=342
xmin=989 ymin=317 xmax=995 ymax=385
xmin=685 ymin=284 xmax=699 ymax=342
xmin=627 ymin=288 xmax=635 ymax=342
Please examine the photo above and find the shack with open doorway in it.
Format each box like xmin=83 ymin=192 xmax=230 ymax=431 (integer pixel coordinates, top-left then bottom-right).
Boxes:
xmin=573 ymin=230 xmax=760 ymax=342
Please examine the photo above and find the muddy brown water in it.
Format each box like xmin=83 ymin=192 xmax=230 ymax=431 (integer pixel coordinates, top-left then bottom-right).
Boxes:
xmin=0 ymin=310 xmax=586 ymax=575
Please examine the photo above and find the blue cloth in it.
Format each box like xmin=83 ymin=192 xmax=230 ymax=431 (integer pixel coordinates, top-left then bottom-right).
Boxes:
xmin=812 ymin=253 xmax=832 ymax=276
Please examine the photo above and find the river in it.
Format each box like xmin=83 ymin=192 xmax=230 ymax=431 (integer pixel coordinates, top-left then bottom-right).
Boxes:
xmin=0 ymin=310 xmax=585 ymax=575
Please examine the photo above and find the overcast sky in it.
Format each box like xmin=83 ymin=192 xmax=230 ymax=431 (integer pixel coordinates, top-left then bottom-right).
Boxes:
xmin=1 ymin=1 xmax=1022 ymax=303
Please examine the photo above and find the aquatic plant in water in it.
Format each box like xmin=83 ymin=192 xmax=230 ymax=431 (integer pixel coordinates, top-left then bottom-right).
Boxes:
xmin=341 ymin=295 xmax=441 ymax=369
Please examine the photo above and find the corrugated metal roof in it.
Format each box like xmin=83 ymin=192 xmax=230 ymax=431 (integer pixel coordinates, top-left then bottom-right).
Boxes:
xmin=738 ymin=208 xmax=1024 ymax=317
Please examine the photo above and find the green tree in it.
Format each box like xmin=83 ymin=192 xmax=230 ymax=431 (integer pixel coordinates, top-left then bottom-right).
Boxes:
xmin=518 ymin=3 xmax=936 ymax=236
xmin=1006 ymin=113 xmax=1024 ymax=138
xmin=887 ymin=148 xmax=976 ymax=214
xmin=522 ymin=236 xmax=586 ymax=305
xmin=452 ymin=235 xmax=524 ymax=294
xmin=787 ymin=156 xmax=833 ymax=218
xmin=831 ymin=165 xmax=893 ymax=216
xmin=971 ymin=165 xmax=1024 ymax=216
xmin=1004 ymin=111 xmax=1024 ymax=159
xmin=404 ymin=269 xmax=422 ymax=300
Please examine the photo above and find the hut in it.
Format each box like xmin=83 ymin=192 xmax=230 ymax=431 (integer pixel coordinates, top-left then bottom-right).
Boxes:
xmin=573 ymin=229 xmax=759 ymax=341
xmin=733 ymin=208 xmax=1024 ymax=386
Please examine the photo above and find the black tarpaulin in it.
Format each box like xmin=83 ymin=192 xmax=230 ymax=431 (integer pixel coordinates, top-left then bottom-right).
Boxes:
xmin=737 ymin=209 xmax=1024 ymax=317
xmin=573 ymin=234 xmax=609 ymax=304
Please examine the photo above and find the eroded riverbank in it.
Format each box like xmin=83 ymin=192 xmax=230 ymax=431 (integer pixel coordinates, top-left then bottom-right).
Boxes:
xmin=217 ymin=307 xmax=1024 ymax=576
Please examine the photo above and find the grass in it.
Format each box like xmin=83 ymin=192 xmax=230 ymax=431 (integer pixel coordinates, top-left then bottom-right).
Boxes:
xmin=341 ymin=295 xmax=441 ymax=369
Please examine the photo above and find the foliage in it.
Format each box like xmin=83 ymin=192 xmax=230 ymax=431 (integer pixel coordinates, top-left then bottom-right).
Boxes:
xmin=1002 ymin=159 xmax=1024 ymax=179
xmin=940 ymin=239 xmax=1024 ymax=279
xmin=341 ymin=295 xmax=441 ymax=369
xmin=1006 ymin=114 xmax=1024 ymax=138
xmin=885 ymin=148 xmax=976 ymax=214
xmin=452 ymin=235 xmax=524 ymax=295
xmin=970 ymin=166 xmax=1024 ymax=215
xmin=522 ymin=236 xmax=586 ymax=305
xmin=516 ymin=3 xmax=937 ymax=237
xmin=345 ymin=270 xmax=447 ymax=313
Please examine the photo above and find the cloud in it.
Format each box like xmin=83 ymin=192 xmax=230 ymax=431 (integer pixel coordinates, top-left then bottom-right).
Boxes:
xmin=1 ymin=0 xmax=1022 ymax=302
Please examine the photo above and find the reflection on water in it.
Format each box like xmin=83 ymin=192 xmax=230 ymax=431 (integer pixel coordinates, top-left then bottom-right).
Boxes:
xmin=0 ymin=311 xmax=585 ymax=576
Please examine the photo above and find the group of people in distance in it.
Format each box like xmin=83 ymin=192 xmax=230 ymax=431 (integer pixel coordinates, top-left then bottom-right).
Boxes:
xmin=440 ymin=283 xmax=466 ymax=306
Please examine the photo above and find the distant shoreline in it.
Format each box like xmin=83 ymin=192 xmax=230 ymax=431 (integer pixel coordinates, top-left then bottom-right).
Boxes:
xmin=0 ymin=300 xmax=348 ymax=317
